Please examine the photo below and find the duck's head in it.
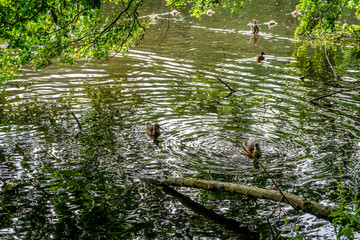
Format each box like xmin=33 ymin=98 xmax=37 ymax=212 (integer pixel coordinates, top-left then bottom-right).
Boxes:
xmin=253 ymin=143 xmax=262 ymax=158
xmin=146 ymin=122 xmax=161 ymax=137
xmin=153 ymin=123 xmax=161 ymax=131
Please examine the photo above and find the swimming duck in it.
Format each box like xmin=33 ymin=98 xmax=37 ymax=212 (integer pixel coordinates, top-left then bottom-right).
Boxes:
xmin=256 ymin=52 xmax=266 ymax=63
xmin=268 ymin=20 xmax=277 ymax=27
xmin=207 ymin=9 xmax=215 ymax=16
xmin=242 ymin=140 xmax=262 ymax=159
xmin=170 ymin=9 xmax=180 ymax=17
xmin=249 ymin=19 xmax=260 ymax=35
xmin=146 ymin=122 xmax=161 ymax=137
xmin=291 ymin=9 xmax=300 ymax=18
xmin=150 ymin=13 xmax=158 ymax=22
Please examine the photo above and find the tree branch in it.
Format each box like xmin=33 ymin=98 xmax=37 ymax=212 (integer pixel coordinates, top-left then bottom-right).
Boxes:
xmin=5 ymin=0 xmax=46 ymax=27
xmin=71 ymin=111 xmax=82 ymax=138
xmin=49 ymin=7 xmax=90 ymax=34
xmin=324 ymin=40 xmax=337 ymax=79
xmin=141 ymin=177 xmax=360 ymax=231
xmin=196 ymin=69 xmax=236 ymax=93
xmin=89 ymin=0 xmax=136 ymax=45
xmin=308 ymin=87 xmax=359 ymax=103
xmin=214 ymin=76 xmax=236 ymax=93
xmin=144 ymin=178 xmax=260 ymax=238
xmin=257 ymin=160 xmax=298 ymax=211
xmin=154 ymin=7 xmax=171 ymax=49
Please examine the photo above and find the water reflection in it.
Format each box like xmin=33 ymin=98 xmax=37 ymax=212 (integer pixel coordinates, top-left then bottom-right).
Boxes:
xmin=1 ymin=0 xmax=360 ymax=239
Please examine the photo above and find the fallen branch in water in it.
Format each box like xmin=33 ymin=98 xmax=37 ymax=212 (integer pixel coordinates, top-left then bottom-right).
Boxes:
xmin=257 ymin=161 xmax=298 ymax=211
xmin=239 ymin=143 xmax=297 ymax=211
xmin=195 ymin=69 xmax=236 ymax=94
xmin=308 ymin=87 xmax=359 ymax=103
xmin=143 ymin=178 xmax=260 ymax=239
xmin=71 ymin=111 xmax=82 ymax=139
xmin=214 ymin=76 xmax=236 ymax=93
xmin=142 ymin=177 xmax=360 ymax=232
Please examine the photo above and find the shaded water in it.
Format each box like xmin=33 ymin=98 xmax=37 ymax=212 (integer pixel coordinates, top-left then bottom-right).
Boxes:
xmin=1 ymin=0 xmax=360 ymax=239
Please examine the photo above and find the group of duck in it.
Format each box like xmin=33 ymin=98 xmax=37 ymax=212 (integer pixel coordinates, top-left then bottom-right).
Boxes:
xmin=144 ymin=10 xmax=304 ymax=166
xmin=146 ymin=123 xmax=262 ymax=167
xmin=251 ymin=9 xmax=301 ymax=63
xmin=248 ymin=19 xmax=269 ymax=63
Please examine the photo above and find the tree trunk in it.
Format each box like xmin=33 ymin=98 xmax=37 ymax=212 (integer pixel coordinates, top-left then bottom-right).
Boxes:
xmin=143 ymin=177 xmax=360 ymax=231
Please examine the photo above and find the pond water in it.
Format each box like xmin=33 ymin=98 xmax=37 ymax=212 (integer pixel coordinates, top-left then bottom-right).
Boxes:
xmin=1 ymin=0 xmax=360 ymax=239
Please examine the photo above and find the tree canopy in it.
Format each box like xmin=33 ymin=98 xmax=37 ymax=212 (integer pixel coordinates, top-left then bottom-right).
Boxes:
xmin=1 ymin=0 xmax=360 ymax=86
xmin=0 ymin=0 xmax=146 ymax=85
xmin=295 ymin=0 xmax=360 ymax=39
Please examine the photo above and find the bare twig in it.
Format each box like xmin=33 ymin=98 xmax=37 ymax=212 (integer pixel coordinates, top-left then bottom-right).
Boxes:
xmin=154 ymin=8 xmax=171 ymax=49
xmin=308 ymin=87 xmax=359 ymax=103
xmin=107 ymin=1 xmax=144 ymax=61
xmin=324 ymin=41 xmax=338 ymax=79
xmin=267 ymin=197 xmax=283 ymax=240
xmin=256 ymin=159 xmax=298 ymax=211
xmin=214 ymin=76 xmax=236 ymax=93
xmin=71 ymin=111 xmax=82 ymax=138
xmin=195 ymin=69 xmax=236 ymax=94
xmin=72 ymin=0 xmax=140 ymax=55
xmin=92 ymin=0 xmax=135 ymax=43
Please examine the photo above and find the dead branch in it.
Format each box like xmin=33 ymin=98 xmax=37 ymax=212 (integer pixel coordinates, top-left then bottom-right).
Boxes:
xmin=214 ymin=76 xmax=236 ymax=93
xmin=144 ymin=178 xmax=260 ymax=239
xmin=142 ymin=177 xmax=360 ymax=231
xmin=154 ymin=8 xmax=171 ymax=49
xmin=324 ymin=40 xmax=338 ymax=79
xmin=308 ymin=87 xmax=359 ymax=103
xmin=71 ymin=111 xmax=82 ymax=138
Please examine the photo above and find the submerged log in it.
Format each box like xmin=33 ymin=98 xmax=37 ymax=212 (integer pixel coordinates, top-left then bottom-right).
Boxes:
xmin=143 ymin=177 xmax=360 ymax=231
xmin=145 ymin=178 xmax=260 ymax=239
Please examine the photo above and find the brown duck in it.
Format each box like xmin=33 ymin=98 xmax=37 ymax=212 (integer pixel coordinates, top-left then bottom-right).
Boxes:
xmin=146 ymin=122 xmax=161 ymax=137
xmin=256 ymin=52 xmax=266 ymax=63
xmin=268 ymin=20 xmax=277 ymax=27
xmin=242 ymin=140 xmax=262 ymax=159
xmin=248 ymin=19 xmax=260 ymax=35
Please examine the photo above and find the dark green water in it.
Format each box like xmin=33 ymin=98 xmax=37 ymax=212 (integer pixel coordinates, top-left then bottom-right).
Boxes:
xmin=1 ymin=0 xmax=360 ymax=239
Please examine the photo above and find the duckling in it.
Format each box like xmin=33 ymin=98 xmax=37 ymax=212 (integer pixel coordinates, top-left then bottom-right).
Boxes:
xmin=291 ymin=9 xmax=300 ymax=18
xmin=150 ymin=13 xmax=158 ymax=22
xmin=146 ymin=122 xmax=161 ymax=137
xmin=268 ymin=20 xmax=277 ymax=27
xmin=256 ymin=52 xmax=266 ymax=63
xmin=242 ymin=140 xmax=262 ymax=159
xmin=249 ymin=19 xmax=260 ymax=35
xmin=170 ymin=9 xmax=180 ymax=17
xmin=207 ymin=9 xmax=215 ymax=16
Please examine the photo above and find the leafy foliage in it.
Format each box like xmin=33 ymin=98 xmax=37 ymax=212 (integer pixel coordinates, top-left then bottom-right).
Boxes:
xmin=292 ymin=40 xmax=354 ymax=80
xmin=296 ymin=0 xmax=360 ymax=39
xmin=0 ymin=0 xmax=146 ymax=85
xmin=330 ymin=166 xmax=360 ymax=240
